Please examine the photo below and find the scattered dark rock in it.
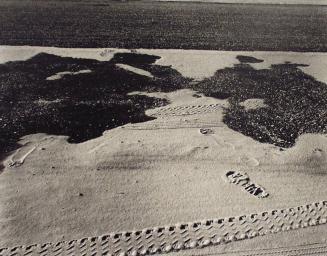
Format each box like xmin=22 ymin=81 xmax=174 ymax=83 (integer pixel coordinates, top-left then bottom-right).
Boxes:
xmin=236 ymin=55 xmax=264 ymax=63
xmin=199 ymin=128 xmax=214 ymax=135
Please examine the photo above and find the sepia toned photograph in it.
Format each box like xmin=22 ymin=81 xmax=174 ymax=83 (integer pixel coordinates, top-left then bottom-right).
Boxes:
xmin=0 ymin=0 xmax=326 ymax=255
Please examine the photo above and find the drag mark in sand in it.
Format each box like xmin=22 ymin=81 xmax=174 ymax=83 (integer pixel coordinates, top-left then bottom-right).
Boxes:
xmin=0 ymin=201 xmax=326 ymax=256
xmin=6 ymin=136 xmax=56 ymax=168
xmin=8 ymin=145 xmax=36 ymax=168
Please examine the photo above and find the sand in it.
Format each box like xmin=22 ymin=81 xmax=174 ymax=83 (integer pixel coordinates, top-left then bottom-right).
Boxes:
xmin=0 ymin=47 xmax=326 ymax=253
xmin=46 ymin=70 xmax=92 ymax=81
xmin=1 ymin=46 xmax=327 ymax=84
xmin=116 ymin=64 xmax=154 ymax=78
xmin=239 ymin=99 xmax=267 ymax=111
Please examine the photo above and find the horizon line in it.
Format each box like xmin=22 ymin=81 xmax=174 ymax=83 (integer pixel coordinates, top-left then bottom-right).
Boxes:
xmin=155 ymin=0 xmax=327 ymax=5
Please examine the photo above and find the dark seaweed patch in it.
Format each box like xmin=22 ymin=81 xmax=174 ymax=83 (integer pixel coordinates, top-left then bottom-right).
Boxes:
xmin=0 ymin=52 xmax=190 ymax=165
xmin=236 ymin=55 xmax=264 ymax=64
xmin=110 ymin=53 xmax=160 ymax=65
xmin=193 ymin=61 xmax=327 ymax=148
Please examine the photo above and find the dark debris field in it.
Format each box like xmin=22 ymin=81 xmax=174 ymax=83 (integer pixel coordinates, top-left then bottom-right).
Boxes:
xmin=1 ymin=51 xmax=327 ymax=163
xmin=0 ymin=52 xmax=190 ymax=160
xmin=193 ymin=57 xmax=327 ymax=148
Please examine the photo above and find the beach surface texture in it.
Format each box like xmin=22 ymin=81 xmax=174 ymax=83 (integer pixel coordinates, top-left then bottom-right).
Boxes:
xmin=0 ymin=46 xmax=326 ymax=255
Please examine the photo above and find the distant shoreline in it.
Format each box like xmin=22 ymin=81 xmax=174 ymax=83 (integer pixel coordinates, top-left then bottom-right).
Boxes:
xmin=154 ymin=0 xmax=327 ymax=5
xmin=8 ymin=0 xmax=327 ymax=5
xmin=1 ymin=1 xmax=326 ymax=51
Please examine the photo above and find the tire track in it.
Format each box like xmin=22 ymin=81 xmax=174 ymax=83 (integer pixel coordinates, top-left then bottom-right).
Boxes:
xmin=0 ymin=201 xmax=326 ymax=256
xmin=147 ymin=103 xmax=226 ymax=117
xmin=196 ymin=243 xmax=327 ymax=256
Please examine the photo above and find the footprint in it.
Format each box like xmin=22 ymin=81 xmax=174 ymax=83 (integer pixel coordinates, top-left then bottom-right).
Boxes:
xmin=246 ymin=157 xmax=260 ymax=167
xmin=239 ymin=156 xmax=260 ymax=167
xmin=224 ymin=170 xmax=269 ymax=198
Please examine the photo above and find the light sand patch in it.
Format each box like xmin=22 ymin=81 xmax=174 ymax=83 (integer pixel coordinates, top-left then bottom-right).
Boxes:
xmin=128 ymin=89 xmax=229 ymax=110
xmin=240 ymin=98 xmax=267 ymax=111
xmin=274 ymin=134 xmax=327 ymax=172
xmin=0 ymin=46 xmax=128 ymax=63
xmin=34 ymin=99 xmax=62 ymax=105
xmin=249 ymin=53 xmax=327 ymax=85
xmin=46 ymin=69 xmax=92 ymax=81
xmin=141 ymin=49 xmax=327 ymax=84
xmin=1 ymin=46 xmax=327 ymax=83
xmin=116 ymin=64 xmax=153 ymax=78
xmin=150 ymin=50 xmax=240 ymax=81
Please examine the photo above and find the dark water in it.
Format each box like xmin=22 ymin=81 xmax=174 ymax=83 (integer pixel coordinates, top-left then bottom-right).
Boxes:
xmin=0 ymin=1 xmax=326 ymax=51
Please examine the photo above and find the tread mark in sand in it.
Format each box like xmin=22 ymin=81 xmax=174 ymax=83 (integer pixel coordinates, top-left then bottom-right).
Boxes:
xmin=0 ymin=201 xmax=326 ymax=256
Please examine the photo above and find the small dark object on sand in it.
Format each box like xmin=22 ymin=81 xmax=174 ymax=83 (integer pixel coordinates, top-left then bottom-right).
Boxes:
xmin=199 ymin=128 xmax=214 ymax=135
xmin=236 ymin=55 xmax=264 ymax=63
